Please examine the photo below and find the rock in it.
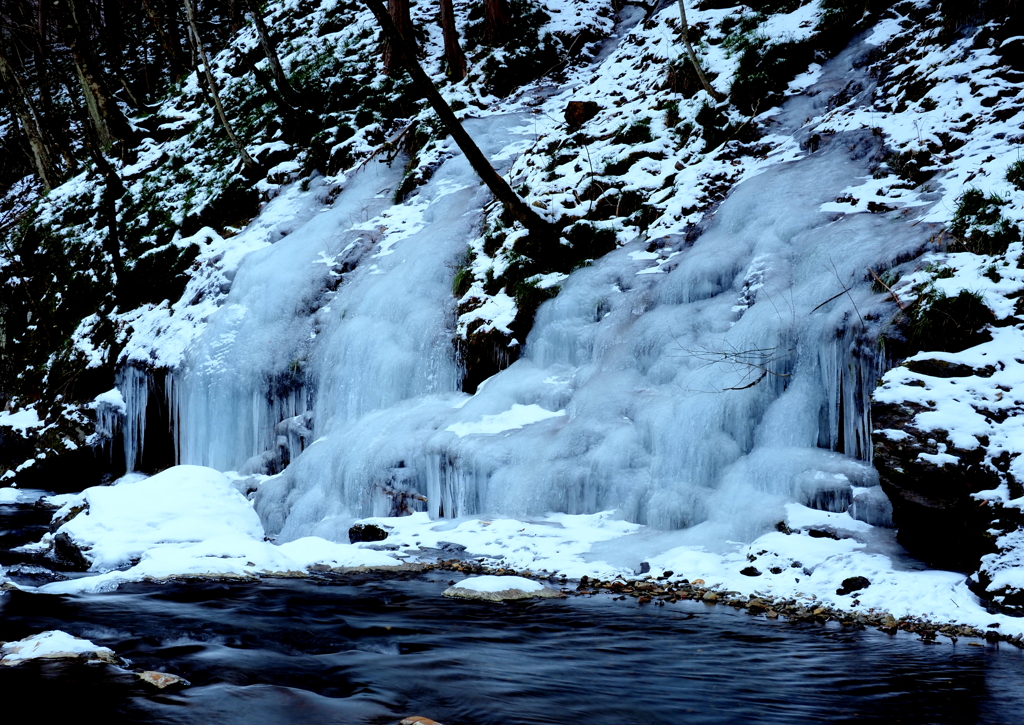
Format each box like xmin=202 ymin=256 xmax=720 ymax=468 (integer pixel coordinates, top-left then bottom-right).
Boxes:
xmin=400 ymin=718 xmax=444 ymax=725
xmin=0 ymin=631 xmax=123 ymax=666
xmin=443 ymin=575 xmax=564 ymax=602
xmin=836 ymin=576 xmax=871 ymax=595
xmin=348 ymin=523 xmax=392 ymax=544
xmin=903 ymin=358 xmax=995 ymax=378
xmin=137 ymin=670 xmax=190 ymax=689
xmin=564 ymin=101 xmax=601 ymax=129
xmin=873 ymin=398 xmax=1006 ymax=569
xmin=50 ymin=502 xmax=88 ymax=533
xmin=971 ymin=526 xmax=1024 ymax=612
xmin=702 ymin=591 xmax=718 ymax=601
xmin=740 ymin=566 xmax=761 ymax=577
xmin=51 ymin=531 xmax=92 ymax=571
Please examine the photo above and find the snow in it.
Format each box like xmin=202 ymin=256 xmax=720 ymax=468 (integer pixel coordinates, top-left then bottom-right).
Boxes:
xmin=0 ymin=631 xmax=115 ymax=665
xmin=0 ymin=406 xmax=42 ymax=433
xmin=55 ymin=465 xmax=265 ymax=572
xmin=445 ymin=404 xmax=566 ymax=438
xmin=453 ymin=575 xmax=544 ymax=593
xmin=0 ymin=487 xmax=46 ymax=505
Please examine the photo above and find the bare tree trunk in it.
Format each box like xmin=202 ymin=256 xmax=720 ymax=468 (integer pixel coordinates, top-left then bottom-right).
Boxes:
xmin=483 ymin=0 xmax=512 ymax=46
xmin=0 ymin=50 xmax=63 ymax=190
xmin=364 ymin=0 xmax=551 ymax=236
xmin=242 ymin=0 xmax=299 ymax=105
xmin=439 ymin=0 xmax=467 ymax=82
xmin=383 ymin=0 xmax=416 ymax=77
xmin=183 ymin=0 xmax=260 ymax=174
xmin=677 ymin=0 xmax=725 ymax=102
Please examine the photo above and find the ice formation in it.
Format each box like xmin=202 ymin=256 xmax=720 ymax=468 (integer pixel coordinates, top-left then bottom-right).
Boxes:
xmin=111 ymin=24 xmax=924 ymax=550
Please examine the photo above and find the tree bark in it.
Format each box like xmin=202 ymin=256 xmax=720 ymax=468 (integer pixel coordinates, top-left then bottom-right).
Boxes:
xmin=183 ymin=0 xmax=260 ymax=174
xmin=364 ymin=0 xmax=550 ymax=236
xmin=383 ymin=0 xmax=416 ymax=77
xmin=0 ymin=49 xmax=63 ymax=190
xmin=483 ymin=0 xmax=512 ymax=46
xmin=57 ymin=0 xmax=136 ymax=146
xmin=439 ymin=0 xmax=467 ymax=82
xmin=676 ymin=0 xmax=725 ymax=102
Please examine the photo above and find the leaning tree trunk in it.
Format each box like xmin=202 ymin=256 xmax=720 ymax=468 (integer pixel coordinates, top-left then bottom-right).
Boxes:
xmin=383 ymin=0 xmax=417 ymax=77
xmin=676 ymin=0 xmax=725 ymax=102
xmin=242 ymin=0 xmax=300 ymax=106
xmin=439 ymin=0 xmax=467 ymax=82
xmin=0 ymin=50 xmax=63 ymax=190
xmin=364 ymin=0 xmax=551 ymax=236
xmin=58 ymin=0 xmax=136 ymax=146
xmin=183 ymin=0 xmax=260 ymax=174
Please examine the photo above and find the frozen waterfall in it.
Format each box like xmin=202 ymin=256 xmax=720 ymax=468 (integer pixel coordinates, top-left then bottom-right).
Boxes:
xmin=116 ymin=34 xmax=927 ymax=546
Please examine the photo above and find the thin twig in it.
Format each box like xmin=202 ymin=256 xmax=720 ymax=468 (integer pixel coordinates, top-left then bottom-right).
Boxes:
xmin=868 ymin=267 xmax=906 ymax=310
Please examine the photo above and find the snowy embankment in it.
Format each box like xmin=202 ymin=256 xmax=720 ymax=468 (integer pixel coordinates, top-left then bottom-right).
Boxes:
xmin=8 ymin=465 xmax=1020 ymax=640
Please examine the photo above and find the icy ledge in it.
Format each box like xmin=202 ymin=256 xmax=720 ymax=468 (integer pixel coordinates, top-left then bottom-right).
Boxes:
xmin=17 ymin=466 xmax=1024 ymax=640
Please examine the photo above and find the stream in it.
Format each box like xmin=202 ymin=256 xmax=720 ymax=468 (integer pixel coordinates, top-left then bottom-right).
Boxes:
xmin=2 ymin=497 xmax=1023 ymax=724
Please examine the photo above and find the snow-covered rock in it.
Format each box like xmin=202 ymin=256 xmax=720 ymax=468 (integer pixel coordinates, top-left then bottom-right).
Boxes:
xmin=52 ymin=465 xmax=264 ymax=572
xmin=0 ymin=631 xmax=122 ymax=666
xmin=443 ymin=575 xmax=563 ymax=602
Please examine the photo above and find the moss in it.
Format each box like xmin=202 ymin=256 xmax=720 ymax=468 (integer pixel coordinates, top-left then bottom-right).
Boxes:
xmin=729 ymin=36 xmax=815 ymax=115
xmin=910 ymin=288 xmax=994 ymax=353
xmin=614 ymin=118 xmax=653 ymax=145
xmin=950 ymin=188 xmax=1021 ymax=255
xmin=695 ymin=101 xmax=736 ymax=151
xmin=466 ymin=0 xmax=561 ymax=97
xmin=563 ymin=221 xmax=618 ymax=261
xmin=1006 ymin=159 xmax=1024 ymax=190
xmin=452 ymin=265 xmax=474 ymax=298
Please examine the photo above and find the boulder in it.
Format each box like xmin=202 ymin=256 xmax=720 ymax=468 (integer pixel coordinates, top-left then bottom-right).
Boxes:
xmin=348 ymin=523 xmax=392 ymax=544
xmin=564 ymin=101 xmax=601 ymax=129
xmin=836 ymin=576 xmax=870 ymax=595
xmin=872 ymin=398 xmax=1002 ymax=569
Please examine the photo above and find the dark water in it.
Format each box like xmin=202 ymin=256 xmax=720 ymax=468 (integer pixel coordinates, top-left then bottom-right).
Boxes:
xmin=3 ymin=502 xmax=1024 ymax=724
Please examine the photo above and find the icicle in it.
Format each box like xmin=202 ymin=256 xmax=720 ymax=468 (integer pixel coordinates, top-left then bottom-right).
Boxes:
xmin=116 ymin=366 xmax=149 ymax=472
xmin=90 ymin=388 xmax=125 ymax=461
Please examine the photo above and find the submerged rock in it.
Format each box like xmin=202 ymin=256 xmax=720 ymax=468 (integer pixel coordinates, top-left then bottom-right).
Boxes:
xmin=137 ymin=670 xmax=190 ymax=689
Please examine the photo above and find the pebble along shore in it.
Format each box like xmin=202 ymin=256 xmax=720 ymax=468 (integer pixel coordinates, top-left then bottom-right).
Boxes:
xmin=425 ymin=558 xmax=1024 ymax=648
